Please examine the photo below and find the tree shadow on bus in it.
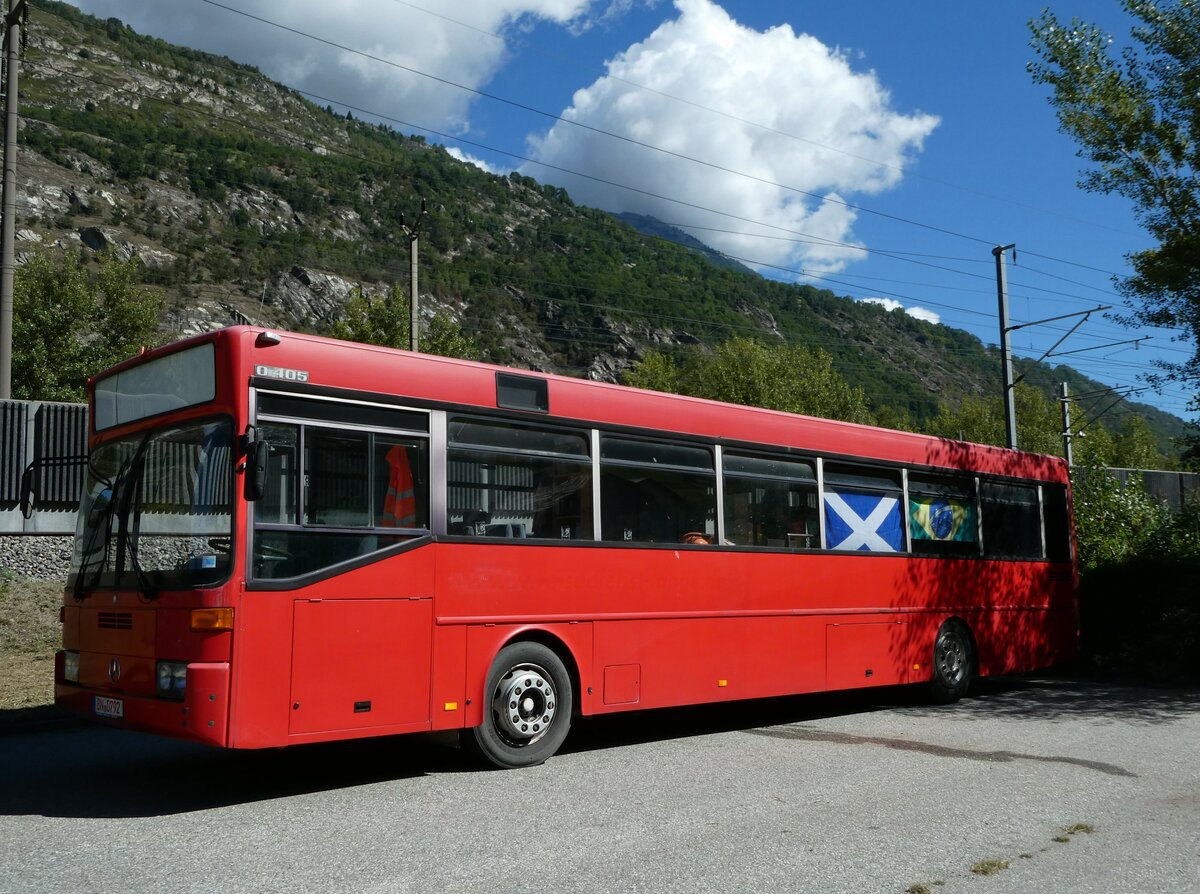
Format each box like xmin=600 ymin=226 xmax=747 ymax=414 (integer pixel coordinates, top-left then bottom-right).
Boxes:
xmin=881 ymin=442 xmax=1082 ymax=717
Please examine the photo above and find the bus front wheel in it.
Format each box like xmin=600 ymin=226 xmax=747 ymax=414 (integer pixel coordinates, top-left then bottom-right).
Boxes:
xmin=929 ymin=620 xmax=975 ymax=704
xmin=468 ymin=641 xmax=573 ymax=769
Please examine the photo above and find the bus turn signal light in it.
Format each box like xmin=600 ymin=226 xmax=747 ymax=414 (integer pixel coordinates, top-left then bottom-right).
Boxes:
xmin=190 ymin=608 xmax=234 ymax=631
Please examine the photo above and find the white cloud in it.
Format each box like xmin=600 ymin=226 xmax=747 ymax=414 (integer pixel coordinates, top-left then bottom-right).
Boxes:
xmin=905 ymin=306 xmax=941 ymax=325
xmin=68 ymin=0 xmax=597 ymax=134
xmin=523 ymin=0 xmax=938 ymax=275
xmin=862 ymin=298 xmax=903 ymax=313
xmin=567 ymin=0 xmax=648 ymax=35
xmin=446 ymin=146 xmax=506 ymax=175
xmin=861 ymin=297 xmax=940 ymax=325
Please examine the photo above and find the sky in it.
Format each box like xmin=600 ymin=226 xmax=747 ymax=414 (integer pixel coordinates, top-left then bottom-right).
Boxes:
xmin=63 ymin=0 xmax=1197 ymax=422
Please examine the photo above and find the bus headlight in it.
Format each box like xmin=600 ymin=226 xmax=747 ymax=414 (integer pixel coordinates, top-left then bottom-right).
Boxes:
xmin=63 ymin=650 xmax=80 ymax=683
xmin=156 ymin=661 xmax=188 ymax=700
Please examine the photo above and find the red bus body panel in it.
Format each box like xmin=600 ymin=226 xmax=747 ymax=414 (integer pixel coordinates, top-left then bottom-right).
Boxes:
xmin=56 ymin=327 xmax=1079 ymax=750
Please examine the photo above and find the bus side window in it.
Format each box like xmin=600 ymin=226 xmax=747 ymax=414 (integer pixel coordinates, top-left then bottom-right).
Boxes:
xmin=304 ymin=429 xmax=371 ymax=527
xmin=822 ymin=464 xmax=905 ymax=553
xmin=722 ymin=452 xmax=818 ymax=548
xmin=375 ymin=438 xmax=429 ymax=529
xmin=908 ymin=474 xmax=979 ymax=557
xmin=252 ymin=420 xmax=431 ymax=581
xmin=600 ymin=437 xmax=716 ymax=544
xmin=979 ymin=481 xmax=1042 ymax=559
xmin=447 ymin=419 xmax=592 ymax=539
xmin=1041 ymin=484 xmax=1073 ymax=562
xmin=256 ymin=423 xmax=298 ymax=525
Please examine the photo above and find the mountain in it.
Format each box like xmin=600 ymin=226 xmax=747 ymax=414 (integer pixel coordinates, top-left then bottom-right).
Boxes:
xmin=10 ymin=1 xmax=1188 ymax=452
xmin=613 ymin=212 xmax=754 ymax=274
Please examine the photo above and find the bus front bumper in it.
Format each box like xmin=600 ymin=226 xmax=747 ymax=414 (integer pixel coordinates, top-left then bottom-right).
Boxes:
xmin=55 ymin=655 xmax=231 ymax=747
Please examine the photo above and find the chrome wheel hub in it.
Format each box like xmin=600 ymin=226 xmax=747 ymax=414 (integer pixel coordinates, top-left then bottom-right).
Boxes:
xmin=937 ymin=633 xmax=966 ymax=684
xmin=492 ymin=663 xmax=557 ymax=745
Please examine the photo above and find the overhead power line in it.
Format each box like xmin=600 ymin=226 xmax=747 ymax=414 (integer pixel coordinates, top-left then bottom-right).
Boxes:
xmin=383 ymin=0 xmax=1146 ymax=242
xmin=20 ymin=22 xmax=1184 ymax=405
xmin=29 ymin=23 xmax=1157 ymax=335
xmin=196 ymin=0 xmax=1001 ymax=248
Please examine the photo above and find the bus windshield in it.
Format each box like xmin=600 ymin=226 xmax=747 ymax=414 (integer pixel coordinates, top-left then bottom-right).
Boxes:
xmin=70 ymin=419 xmax=235 ymax=593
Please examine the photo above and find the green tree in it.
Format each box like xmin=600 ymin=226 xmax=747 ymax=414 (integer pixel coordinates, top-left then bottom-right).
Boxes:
xmin=1071 ymin=466 xmax=1168 ymax=572
xmin=329 ymin=283 xmax=480 ymax=360
xmin=622 ymin=349 xmax=680 ymax=396
xmin=425 ymin=313 xmax=483 ymax=362
xmin=926 ymin=384 xmax=1064 ymax=455
xmin=330 ymin=285 xmax=408 ymax=349
xmin=1029 ymin=2 xmax=1200 ymax=405
xmin=13 ymin=250 xmax=163 ymax=401
xmin=624 ymin=337 xmax=874 ymax=424
xmin=1072 ymin=420 xmax=1117 ymax=468
xmin=1112 ymin=413 xmax=1166 ymax=469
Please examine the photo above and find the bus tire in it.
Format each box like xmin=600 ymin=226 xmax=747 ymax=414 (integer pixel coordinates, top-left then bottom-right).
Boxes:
xmin=467 ymin=641 xmax=573 ymax=769
xmin=929 ymin=619 xmax=975 ymax=704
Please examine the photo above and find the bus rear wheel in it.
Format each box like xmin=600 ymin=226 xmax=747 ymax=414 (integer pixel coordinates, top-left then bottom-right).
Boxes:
xmin=929 ymin=620 xmax=975 ymax=704
xmin=468 ymin=641 xmax=573 ymax=769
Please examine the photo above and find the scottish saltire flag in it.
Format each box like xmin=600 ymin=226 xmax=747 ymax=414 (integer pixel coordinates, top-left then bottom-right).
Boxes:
xmin=823 ymin=491 xmax=904 ymax=552
xmin=909 ymin=497 xmax=976 ymax=542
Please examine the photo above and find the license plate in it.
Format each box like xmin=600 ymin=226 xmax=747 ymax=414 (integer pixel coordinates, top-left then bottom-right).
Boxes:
xmin=94 ymin=696 xmax=124 ymax=719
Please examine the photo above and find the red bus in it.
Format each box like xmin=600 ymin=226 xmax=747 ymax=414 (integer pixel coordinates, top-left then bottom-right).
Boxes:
xmin=54 ymin=326 xmax=1077 ymax=767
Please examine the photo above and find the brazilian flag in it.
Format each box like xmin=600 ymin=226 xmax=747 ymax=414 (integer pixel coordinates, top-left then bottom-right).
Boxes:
xmin=909 ymin=497 xmax=976 ymax=542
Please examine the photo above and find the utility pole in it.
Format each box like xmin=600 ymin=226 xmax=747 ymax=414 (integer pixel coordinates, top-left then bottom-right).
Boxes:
xmin=400 ymin=198 xmax=426 ymax=353
xmin=993 ymin=244 xmax=1018 ymax=450
xmin=1060 ymin=382 xmax=1073 ymax=467
xmin=994 ymin=243 xmax=1113 ymax=454
xmin=0 ymin=0 xmax=28 ymax=399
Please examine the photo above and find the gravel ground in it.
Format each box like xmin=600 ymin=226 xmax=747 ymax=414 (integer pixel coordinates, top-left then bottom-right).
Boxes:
xmin=0 ymin=535 xmax=74 ymax=582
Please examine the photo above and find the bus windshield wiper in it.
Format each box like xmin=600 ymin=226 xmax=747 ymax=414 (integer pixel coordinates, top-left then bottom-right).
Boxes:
xmin=122 ymin=515 xmax=158 ymax=602
xmin=72 ymin=452 xmax=132 ymax=602
xmin=113 ymin=433 xmax=157 ymax=601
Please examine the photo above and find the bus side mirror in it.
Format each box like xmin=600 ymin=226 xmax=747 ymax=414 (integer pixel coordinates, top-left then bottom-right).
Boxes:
xmin=19 ymin=454 xmax=88 ymax=520
xmin=245 ymin=439 xmax=271 ymax=501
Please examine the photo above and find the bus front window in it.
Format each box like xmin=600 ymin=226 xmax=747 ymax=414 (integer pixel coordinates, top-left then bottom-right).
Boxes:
xmin=71 ymin=419 xmax=235 ymax=592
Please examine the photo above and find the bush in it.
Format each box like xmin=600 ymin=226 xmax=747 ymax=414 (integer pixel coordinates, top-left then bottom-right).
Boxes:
xmin=1079 ymin=557 xmax=1200 ymax=680
xmin=1074 ymin=469 xmax=1200 ymax=679
xmin=1072 ymin=468 xmax=1169 ymax=573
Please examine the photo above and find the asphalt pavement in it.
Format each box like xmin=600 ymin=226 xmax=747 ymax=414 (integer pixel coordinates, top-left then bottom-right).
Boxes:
xmin=1 ymin=674 xmax=1197 ymax=894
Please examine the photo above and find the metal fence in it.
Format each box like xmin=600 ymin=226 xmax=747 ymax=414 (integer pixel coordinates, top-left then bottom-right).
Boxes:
xmin=0 ymin=399 xmax=88 ymax=534
xmin=1079 ymin=467 xmax=1200 ymax=513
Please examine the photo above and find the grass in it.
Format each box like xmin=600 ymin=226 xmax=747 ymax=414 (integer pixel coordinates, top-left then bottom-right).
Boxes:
xmin=1054 ymin=823 xmax=1096 ymax=843
xmin=0 ymin=571 xmax=62 ymax=654
xmin=0 ymin=571 xmax=63 ymax=711
xmin=970 ymin=860 xmax=1010 ymax=877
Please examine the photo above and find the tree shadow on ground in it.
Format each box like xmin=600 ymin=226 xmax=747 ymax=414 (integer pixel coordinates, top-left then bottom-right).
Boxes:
xmin=3 ymin=671 xmax=1194 ymax=820
xmin=897 ymin=670 xmax=1200 ymax=726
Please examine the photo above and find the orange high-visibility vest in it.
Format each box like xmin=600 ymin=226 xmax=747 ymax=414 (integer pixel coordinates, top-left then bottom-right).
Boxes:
xmin=382 ymin=446 xmax=417 ymax=527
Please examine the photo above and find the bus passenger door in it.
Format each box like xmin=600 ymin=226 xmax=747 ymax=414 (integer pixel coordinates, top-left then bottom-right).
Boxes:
xmin=289 ymin=597 xmax=433 ymax=736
